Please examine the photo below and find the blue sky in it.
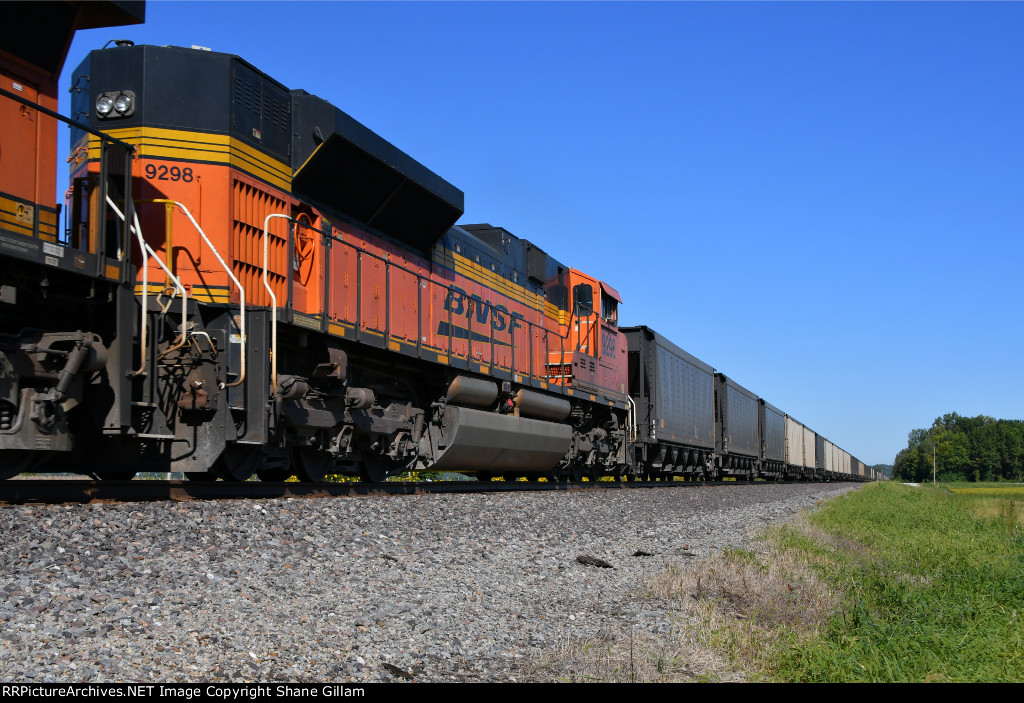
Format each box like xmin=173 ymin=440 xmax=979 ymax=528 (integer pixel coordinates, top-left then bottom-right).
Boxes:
xmin=59 ymin=2 xmax=1024 ymax=466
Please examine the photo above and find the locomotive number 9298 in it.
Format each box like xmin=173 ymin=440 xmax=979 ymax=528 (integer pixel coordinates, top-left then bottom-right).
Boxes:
xmin=143 ymin=163 xmax=194 ymax=182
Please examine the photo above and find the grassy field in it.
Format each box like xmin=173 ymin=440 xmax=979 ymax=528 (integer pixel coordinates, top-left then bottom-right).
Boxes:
xmin=702 ymin=482 xmax=1024 ymax=682
xmin=538 ymin=481 xmax=1024 ymax=682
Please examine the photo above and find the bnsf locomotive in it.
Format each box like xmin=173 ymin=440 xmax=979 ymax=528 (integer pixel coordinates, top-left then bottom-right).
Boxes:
xmin=0 ymin=2 xmax=879 ymax=483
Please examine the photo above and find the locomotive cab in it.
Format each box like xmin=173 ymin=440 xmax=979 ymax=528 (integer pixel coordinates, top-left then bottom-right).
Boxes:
xmin=549 ymin=270 xmax=627 ymax=399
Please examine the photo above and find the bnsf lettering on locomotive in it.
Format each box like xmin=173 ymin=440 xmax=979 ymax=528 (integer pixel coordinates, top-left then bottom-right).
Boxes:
xmin=443 ymin=285 xmax=522 ymax=333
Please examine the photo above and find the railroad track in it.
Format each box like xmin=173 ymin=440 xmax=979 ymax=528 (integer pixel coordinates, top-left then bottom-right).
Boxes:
xmin=0 ymin=477 xmax=786 ymax=505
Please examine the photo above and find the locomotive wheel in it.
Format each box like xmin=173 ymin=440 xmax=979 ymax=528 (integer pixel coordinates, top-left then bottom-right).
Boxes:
xmin=258 ymin=448 xmax=294 ymax=482
xmin=214 ymin=445 xmax=264 ymax=482
xmin=360 ymin=453 xmax=408 ymax=483
xmin=294 ymin=447 xmax=334 ymax=483
xmin=570 ymin=464 xmax=584 ymax=483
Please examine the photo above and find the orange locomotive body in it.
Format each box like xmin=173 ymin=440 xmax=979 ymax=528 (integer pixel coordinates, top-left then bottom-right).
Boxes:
xmin=0 ymin=40 xmax=628 ymax=480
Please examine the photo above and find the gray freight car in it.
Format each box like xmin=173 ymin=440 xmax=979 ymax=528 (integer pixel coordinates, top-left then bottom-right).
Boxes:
xmin=759 ymin=400 xmax=786 ymax=478
xmin=815 ymin=433 xmax=826 ymax=479
xmin=715 ymin=373 xmax=760 ymax=478
xmin=623 ymin=326 xmax=715 ymax=479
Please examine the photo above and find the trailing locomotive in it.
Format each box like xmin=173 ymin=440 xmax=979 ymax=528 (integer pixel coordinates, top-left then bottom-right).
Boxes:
xmin=0 ymin=5 xmax=878 ymax=483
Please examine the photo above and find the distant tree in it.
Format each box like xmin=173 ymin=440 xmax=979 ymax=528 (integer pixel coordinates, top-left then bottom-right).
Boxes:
xmin=893 ymin=443 xmax=927 ymax=482
xmin=998 ymin=422 xmax=1024 ymax=479
xmin=892 ymin=413 xmax=1024 ymax=482
xmin=937 ymin=430 xmax=971 ymax=479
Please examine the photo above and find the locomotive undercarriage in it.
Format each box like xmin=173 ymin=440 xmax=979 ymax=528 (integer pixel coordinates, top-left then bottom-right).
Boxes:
xmin=269 ymin=332 xmax=630 ymax=483
xmin=0 ymin=279 xmax=629 ymax=481
xmin=0 ymin=262 xmax=124 ymax=476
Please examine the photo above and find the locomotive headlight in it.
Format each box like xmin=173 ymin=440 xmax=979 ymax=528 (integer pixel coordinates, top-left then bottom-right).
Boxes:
xmin=96 ymin=95 xmax=114 ymax=116
xmin=114 ymin=93 xmax=133 ymax=114
xmin=95 ymin=90 xmax=136 ymax=119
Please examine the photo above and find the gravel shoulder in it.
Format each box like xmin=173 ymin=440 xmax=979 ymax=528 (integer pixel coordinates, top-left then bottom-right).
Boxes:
xmin=0 ymin=482 xmax=860 ymax=683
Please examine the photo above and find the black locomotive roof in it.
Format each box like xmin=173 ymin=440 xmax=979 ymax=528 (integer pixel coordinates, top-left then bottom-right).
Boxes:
xmin=291 ymin=89 xmax=464 ymax=255
xmin=454 ymin=224 xmax=569 ymax=310
xmin=80 ymin=42 xmax=464 ymax=254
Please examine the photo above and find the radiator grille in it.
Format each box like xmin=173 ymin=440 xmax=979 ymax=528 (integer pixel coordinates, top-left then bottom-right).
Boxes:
xmin=231 ymin=179 xmax=288 ymax=307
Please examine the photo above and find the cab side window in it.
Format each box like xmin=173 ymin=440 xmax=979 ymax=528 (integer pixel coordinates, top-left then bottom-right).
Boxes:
xmin=601 ymin=292 xmax=618 ymax=326
xmin=573 ymin=284 xmax=594 ymax=316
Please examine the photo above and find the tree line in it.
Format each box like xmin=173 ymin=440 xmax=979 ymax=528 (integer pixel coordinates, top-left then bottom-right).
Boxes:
xmin=893 ymin=413 xmax=1024 ymax=482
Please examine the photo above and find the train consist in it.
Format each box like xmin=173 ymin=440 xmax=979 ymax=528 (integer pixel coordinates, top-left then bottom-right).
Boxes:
xmin=0 ymin=2 xmax=879 ymax=483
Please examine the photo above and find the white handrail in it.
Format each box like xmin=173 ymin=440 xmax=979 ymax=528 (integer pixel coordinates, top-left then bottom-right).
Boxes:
xmin=262 ymin=213 xmax=291 ymax=397
xmin=157 ymin=201 xmax=247 ymax=388
xmin=626 ymin=395 xmax=637 ymax=443
xmin=105 ymin=196 xmax=189 ymax=374
xmin=134 ymin=209 xmax=189 ymax=357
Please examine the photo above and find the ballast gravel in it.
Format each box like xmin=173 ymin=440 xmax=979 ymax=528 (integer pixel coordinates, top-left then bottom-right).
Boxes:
xmin=0 ymin=482 xmax=859 ymax=683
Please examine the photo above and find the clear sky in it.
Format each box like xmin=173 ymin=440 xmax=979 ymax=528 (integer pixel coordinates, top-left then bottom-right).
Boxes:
xmin=58 ymin=1 xmax=1024 ymax=467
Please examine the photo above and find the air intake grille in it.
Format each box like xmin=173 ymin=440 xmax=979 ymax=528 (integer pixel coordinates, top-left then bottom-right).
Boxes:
xmin=231 ymin=62 xmax=290 ymax=162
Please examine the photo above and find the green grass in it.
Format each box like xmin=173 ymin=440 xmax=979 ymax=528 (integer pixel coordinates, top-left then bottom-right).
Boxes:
xmin=769 ymin=482 xmax=1024 ymax=682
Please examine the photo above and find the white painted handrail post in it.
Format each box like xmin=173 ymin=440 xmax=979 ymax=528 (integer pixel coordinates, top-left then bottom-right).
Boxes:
xmin=165 ymin=202 xmax=246 ymax=388
xmin=105 ymin=195 xmax=149 ymax=375
xmin=262 ymin=213 xmax=292 ymax=398
xmin=106 ymin=196 xmax=189 ymax=374
xmin=133 ymin=210 xmax=189 ymax=355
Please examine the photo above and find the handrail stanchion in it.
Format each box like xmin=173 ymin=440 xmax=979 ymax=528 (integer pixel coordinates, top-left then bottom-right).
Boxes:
xmin=144 ymin=200 xmax=246 ymax=388
xmin=262 ymin=213 xmax=293 ymax=397
xmin=105 ymin=196 xmax=189 ymax=374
